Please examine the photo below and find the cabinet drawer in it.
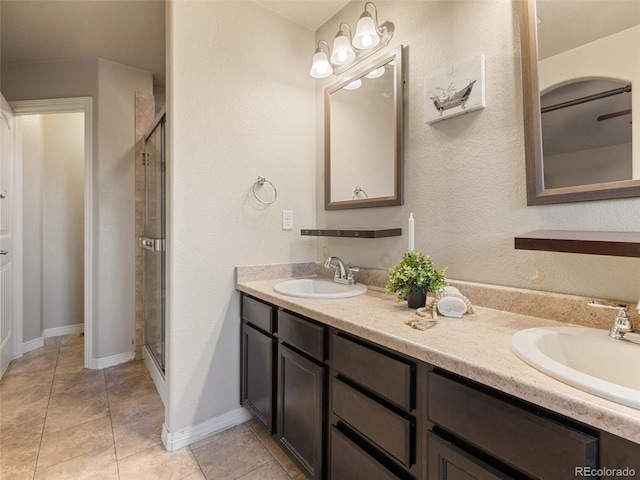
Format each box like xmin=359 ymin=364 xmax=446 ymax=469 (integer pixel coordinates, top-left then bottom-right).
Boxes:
xmin=331 ymin=427 xmax=401 ymax=480
xmin=242 ymin=295 xmax=274 ymax=333
xmin=427 ymin=432 xmax=513 ymax=480
xmin=278 ymin=310 xmax=325 ymax=361
xmin=332 ymin=333 xmax=414 ymax=411
xmin=427 ymin=372 xmax=598 ymax=480
xmin=333 ymin=377 xmax=414 ymax=468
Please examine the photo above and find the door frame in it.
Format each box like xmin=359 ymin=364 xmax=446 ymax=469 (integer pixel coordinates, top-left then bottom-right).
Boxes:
xmin=10 ymin=97 xmax=94 ymax=368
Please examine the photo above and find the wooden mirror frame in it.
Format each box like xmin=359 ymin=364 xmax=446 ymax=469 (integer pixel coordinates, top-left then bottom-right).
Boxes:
xmin=520 ymin=0 xmax=640 ymax=205
xmin=324 ymin=46 xmax=403 ymax=210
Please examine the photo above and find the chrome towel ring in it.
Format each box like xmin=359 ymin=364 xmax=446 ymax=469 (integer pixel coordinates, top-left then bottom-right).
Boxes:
xmin=352 ymin=186 xmax=368 ymax=199
xmin=252 ymin=176 xmax=277 ymax=205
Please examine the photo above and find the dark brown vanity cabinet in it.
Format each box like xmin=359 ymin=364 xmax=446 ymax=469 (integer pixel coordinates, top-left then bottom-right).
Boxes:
xmin=241 ymin=294 xmax=640 ymax=480
xmin=241 ymin=295 xmax=276 ymax=433
xmin=426 ymin=371 xmax=599 ymax=480
xmin=241 ymin=294 xmax=328 ymax=480
xmin=276 ymin=311 xmax=327 ymax=480
xmin=330 ymin=332 xmax=419 ymax=480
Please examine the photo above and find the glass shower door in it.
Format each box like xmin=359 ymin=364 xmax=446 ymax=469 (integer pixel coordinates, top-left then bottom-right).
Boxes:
xmin=141 ymin=114 xmax=166 ymax=372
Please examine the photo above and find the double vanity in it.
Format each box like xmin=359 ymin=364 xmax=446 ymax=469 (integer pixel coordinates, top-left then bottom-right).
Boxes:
xmin=237 ymin=267 xmax=640 ymax=480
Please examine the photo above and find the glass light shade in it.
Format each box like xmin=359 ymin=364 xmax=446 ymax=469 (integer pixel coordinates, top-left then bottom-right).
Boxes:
xmin=330 ymin=33 xmax=356 ymax=66
xmin=352 ymin=12 xmax=380 ymax=50
xmin=365 ymin=66 xmax=385 ymax=79
xmin=309 ymin=49 xmax=333 ymax=78
xmin=343 ymin=78 xmax=363 ymax=90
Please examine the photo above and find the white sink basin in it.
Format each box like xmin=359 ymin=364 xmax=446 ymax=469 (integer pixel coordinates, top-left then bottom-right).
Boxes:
xmin=274 ymin=278 xmax=367 ymax=299
xmin=511 ymin=326 xmax=640 ymax=409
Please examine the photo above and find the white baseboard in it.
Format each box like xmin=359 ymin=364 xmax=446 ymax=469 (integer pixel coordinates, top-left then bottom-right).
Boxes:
xmin=142 ymin=345 xmax=166 ymax=406
xmin=88 ymin=351 xmax=136 ymax=370
xmin=161 ymin=407 xmax=252 ymax=452
xmin=23 ymin=336 xmax=44 ymax=354
xmin=44 ymin=323 xmax=84 ymax=338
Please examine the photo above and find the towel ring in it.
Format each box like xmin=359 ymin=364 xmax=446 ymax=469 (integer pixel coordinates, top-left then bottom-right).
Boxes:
xmin=252 ymin=176 xmax=277 ymax=205
xmin=352 ymin=186 xmax=368 ymax=199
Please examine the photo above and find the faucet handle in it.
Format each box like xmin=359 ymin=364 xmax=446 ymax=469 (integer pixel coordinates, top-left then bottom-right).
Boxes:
xmin=588 ymin=300 xmax=634 ymax=339
xmin=588 ymin=300 xmax=628 ymax=313
xmin=346 ymin=264 xmax=359 ymax=283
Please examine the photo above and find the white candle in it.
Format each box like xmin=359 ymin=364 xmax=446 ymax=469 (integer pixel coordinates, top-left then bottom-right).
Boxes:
xmin=408 ymin=213 xmax=415 ymax=251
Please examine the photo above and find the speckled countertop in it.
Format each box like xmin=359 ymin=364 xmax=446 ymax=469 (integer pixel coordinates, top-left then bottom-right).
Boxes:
xmin=236 ymin=274 xmax=640 ymax=445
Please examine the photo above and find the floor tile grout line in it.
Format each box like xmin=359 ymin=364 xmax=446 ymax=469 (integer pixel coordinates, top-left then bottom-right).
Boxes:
xmin=234 ymin=459 xmax=274 ymax=479
xmin=34 ymin=444 xmax=117 ymax=475
xmin=33 ymin=337 xmax=63 ymax=479
xmin=245 ymin=425 xmax=304 ymax=479
xmin=185 ymin=446 xmax=207 ymax=480
xmin=103 ymin=370 xmax=123 ymax=479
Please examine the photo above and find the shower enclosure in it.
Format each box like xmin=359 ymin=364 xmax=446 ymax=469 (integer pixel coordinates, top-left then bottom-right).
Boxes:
xmin=140 ymin=110 xmax=166 ymax=373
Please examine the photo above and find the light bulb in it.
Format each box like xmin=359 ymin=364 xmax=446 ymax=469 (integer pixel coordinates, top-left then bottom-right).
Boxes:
xmin=330 ymin=32 xmax=356 ymax=66
xmin=365 ymin=66 xmax=385 ymax=79
xmin=353 ymin=11 xmax=380 ymax=50
xmin=309 ymin=49 xmax=333 ymax=79
xmin=344 ymin=79 xmax=362 ymax=90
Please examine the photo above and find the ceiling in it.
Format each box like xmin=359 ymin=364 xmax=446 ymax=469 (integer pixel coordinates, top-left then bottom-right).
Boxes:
xmin=256 ymin=0 xmax=350 ymax=30
xmin=0 ymin=0 xmax=348 ymax=90
xmin=1 ymin=0 xmax=166 ymax=87
xmin=536 ymin=0 xmax=640 ymax=59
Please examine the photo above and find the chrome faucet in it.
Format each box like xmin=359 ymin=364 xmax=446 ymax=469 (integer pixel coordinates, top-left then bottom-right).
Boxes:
xmin=324 ymin=256 xmax=359 ymax=285
xmin=588 ymin=300 xmax=640 ymax=344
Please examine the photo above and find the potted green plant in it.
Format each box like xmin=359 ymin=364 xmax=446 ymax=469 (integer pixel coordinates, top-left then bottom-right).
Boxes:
xmin=386 ymin=251 xmax=448 ymax=308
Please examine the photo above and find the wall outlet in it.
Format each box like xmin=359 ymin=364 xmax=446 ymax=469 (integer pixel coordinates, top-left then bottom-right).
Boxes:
xmin=282 ymin=210 xmax=293 ymax=230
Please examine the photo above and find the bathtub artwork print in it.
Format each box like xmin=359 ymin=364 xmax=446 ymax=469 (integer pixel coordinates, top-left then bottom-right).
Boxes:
xmin=425 ymin=54 xmax=486 ymax=124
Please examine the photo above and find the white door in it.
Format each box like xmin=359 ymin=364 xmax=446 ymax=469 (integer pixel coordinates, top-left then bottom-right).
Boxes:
xmin=0 ymin=95 xmax=14 ymax=378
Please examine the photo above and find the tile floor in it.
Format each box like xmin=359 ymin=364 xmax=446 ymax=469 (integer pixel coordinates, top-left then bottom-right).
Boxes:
xmin=0 ymin=334 xmax=308 ymax=480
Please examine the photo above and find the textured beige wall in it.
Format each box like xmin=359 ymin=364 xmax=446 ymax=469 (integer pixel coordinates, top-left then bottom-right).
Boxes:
xmin=41 ymin=113 xmax=85 ymax=330
xmin=21 ymin=116 xmax=44 ymax=343
xmin=166 ymin=1 xmax=316 ymax=433
xmin=315 ymin=0 xmax=640 ymax=302
xmin=22 ymin=113 xmax=84 ymax=339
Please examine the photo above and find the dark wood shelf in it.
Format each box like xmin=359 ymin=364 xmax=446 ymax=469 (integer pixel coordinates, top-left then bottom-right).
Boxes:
xmin=301 ymin=228 xmax=402 ymax=239
xmin=514 ymin=230 xmax=640 ymax=257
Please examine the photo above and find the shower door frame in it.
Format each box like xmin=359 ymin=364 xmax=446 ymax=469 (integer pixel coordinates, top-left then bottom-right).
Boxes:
xmin=141 ymin=108 xmax=166 ymax=375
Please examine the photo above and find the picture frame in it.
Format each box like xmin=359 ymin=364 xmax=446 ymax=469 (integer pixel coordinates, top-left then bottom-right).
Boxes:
xmin=424 ymin=54 xmax=486 ymax=124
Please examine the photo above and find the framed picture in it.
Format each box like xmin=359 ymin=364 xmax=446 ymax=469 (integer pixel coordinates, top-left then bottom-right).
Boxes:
xmin=424 ymin=54 xmax=486 ymax=124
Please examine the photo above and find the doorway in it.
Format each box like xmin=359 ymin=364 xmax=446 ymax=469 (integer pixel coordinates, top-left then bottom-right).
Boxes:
xmin=10 ymin=98 xmax=94 ymax=367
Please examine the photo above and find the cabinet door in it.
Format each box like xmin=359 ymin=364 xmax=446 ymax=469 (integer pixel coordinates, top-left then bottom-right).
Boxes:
xmin=277 ymin=343 xmax=324 ymax=480
xmin=242 ymin=323 xmax=275 ymax=433
xmin=428 ymin=432 xmax=513 ymax=480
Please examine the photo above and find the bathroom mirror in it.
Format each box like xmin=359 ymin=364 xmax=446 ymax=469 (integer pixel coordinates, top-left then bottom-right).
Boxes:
xmin=324 ymin=45 xmax=403 ymax=209
xmin=521 ymin=0 xmax=640 ymax=205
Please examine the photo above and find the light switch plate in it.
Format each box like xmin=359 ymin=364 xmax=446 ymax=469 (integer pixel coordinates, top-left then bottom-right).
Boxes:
xmin=282 ymin=210 xmax=293 ymax=230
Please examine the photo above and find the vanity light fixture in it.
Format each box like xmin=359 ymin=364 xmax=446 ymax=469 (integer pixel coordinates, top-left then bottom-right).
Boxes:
xmin=352 ymin=2 xmax=382 ymax=49
xmin=309 ymin=40 xmax=333 ymax=78
xmin=343 ymin=78 xmax=363 ymax=90
xmin=309 ymin=1 xmax=394 ymax=79
xmin=365 ymin=66 xmax=385 ymax=79
xmin=330 ymin=23 xmax=356 ymax=66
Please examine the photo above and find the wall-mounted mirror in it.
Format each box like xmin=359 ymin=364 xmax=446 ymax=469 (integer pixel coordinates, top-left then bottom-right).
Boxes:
xmin=521 ymin=0 xmax=640 ymax=205
xmin=324 ymin=45 xmax=403 ymax=209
